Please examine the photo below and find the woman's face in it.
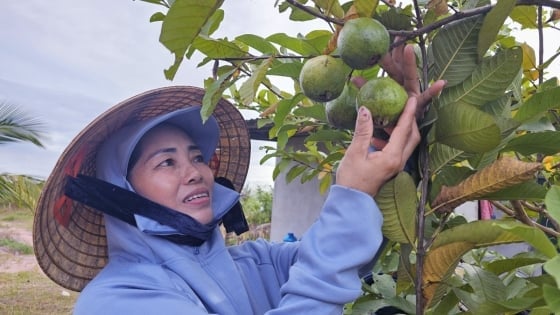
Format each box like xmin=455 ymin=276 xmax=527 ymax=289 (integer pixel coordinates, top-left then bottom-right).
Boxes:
xmin=128 ymin=124 xmax=215 ymax=224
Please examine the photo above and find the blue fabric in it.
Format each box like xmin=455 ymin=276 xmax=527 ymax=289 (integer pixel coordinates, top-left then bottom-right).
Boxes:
xmin=73 ymin=185 xmax=384 ymax=315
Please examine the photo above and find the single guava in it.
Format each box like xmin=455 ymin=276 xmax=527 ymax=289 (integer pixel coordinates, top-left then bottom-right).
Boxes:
xmin=299 ymin=55 xmax=349 ymax=102
xmin=337 ymin=17 xmax=390 ymax=70
xmin=357 ymin=77 xmax=408 ymax=128
xmin=325 ymin=82 xmax=359 ymax=130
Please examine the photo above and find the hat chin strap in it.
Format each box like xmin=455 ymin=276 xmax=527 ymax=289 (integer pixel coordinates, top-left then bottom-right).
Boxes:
xmin=64 ymin=174 xmax=248 ymax=246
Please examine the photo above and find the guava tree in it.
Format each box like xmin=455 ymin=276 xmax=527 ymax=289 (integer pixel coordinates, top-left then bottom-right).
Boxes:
xmin=138 ymin=0 xmax=560 ymax=313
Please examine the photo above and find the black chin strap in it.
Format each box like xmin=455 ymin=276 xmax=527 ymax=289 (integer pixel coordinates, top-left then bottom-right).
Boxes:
xmin=215 ymin=177 xmax=249 ymax=235
xmin=64 ymin=175 xmax=247 ymax=246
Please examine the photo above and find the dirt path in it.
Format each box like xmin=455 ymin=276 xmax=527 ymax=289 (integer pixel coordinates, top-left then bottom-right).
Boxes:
xmin=0 ymin=223 xmax=39 ymax=273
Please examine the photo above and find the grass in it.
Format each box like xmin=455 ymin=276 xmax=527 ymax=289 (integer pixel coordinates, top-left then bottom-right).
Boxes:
xmin=0 ymin=238 xmax=33 ymax=255
xmin=0 ymin=206 xmax=78 ymax=314
xmin=0 ymin=271 xmax=77 ymax=314
xmin=0 ymin=207 xmax=34 ymax=230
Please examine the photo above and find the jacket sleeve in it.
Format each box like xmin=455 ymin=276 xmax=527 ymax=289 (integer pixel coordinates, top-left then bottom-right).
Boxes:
xmin=266 ymin=184 xmax=384 ymax=315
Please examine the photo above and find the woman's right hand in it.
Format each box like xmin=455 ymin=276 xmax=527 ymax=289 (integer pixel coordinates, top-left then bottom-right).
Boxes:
xmin=335 ymin=97 xmax=421 ymax=197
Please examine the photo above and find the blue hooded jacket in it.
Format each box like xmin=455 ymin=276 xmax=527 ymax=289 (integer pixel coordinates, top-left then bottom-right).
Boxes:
xmin=73 ymin=108 xmax=384 ymax=314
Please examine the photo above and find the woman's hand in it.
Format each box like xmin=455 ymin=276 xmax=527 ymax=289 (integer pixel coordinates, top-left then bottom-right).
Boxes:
xmin=336 ymin=99 xmax=421 ymax=197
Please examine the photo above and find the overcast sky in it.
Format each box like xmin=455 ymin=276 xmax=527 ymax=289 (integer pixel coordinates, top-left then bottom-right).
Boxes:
xmin=0 ymin=0 xmax=324 ymax=188
xmin=1 ymin=1 xmax=557 ymax=188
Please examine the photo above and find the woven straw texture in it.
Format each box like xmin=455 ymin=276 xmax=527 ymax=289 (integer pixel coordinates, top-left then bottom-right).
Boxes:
xmin=33 ymin=86 xmax=251 ymax=291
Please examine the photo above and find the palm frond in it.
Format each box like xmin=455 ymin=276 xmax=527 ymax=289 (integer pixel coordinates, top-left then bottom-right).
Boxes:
xmin=0 ymin=101 xmax=46 ymax=147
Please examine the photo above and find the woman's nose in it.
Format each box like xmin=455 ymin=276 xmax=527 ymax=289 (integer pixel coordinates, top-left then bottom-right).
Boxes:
xmin=182 ymin=163 xmax=203 ymax=184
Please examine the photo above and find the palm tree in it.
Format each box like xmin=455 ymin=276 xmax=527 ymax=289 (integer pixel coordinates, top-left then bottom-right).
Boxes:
xmin=0 ymin=101 xmax=46 ymax=210
xmin=0 ymin=101 xmax=45 ymax=147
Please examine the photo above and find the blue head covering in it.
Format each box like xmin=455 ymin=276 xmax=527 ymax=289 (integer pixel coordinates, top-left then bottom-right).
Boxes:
xmin=95 ymin=106 xmax=240 ymax=235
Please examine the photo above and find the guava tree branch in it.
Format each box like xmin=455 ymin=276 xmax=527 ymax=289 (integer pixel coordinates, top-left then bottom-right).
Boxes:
xmin=391 ymin=0 xmax=560 ymax=40
xmin=491 ymin=200 xmax=560 ymax=237
xmin=287 ymin=0 xmax=560 ymax=40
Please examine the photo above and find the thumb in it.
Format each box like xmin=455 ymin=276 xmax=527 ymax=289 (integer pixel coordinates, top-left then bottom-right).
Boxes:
xmin=348 ymin=106 xmax=374 ymax=154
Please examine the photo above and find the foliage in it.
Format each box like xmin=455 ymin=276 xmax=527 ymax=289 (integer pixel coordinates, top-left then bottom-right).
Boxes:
xmin=0 ymin=174 xmax=44 ymax=211
xmin=0 ymin=102 xmax=45 ymax=147
xmin=138 ymin=0 xmax=560 ymax=313
xmin=0 ymin=101 xmax=46 ymax=213
xmin=240 ymin=185 xmax=273 ymax=226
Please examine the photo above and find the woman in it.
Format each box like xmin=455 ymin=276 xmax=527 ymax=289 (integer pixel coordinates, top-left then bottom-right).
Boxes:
xmin=33 ymin=45 xmax=445 ymax=314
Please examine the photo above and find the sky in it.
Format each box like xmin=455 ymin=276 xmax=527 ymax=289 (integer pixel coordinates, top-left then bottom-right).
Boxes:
xmin=0 ymin=0 xmax=324 ymax=188
xmin=1 ymin=1 xmax=558 ymax=189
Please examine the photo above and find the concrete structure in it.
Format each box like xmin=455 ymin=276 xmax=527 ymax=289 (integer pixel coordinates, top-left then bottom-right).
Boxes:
xmin=247 ymin=120 xmax=330 ymax=242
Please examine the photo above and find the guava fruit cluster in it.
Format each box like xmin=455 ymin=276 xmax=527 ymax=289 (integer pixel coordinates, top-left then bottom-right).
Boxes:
xmin=299 ymin=17 xmax=406 ymax=130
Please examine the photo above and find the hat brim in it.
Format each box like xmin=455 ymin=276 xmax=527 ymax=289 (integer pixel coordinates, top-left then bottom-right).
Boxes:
xmin=32 ymin=86 xmax=251 ymax=291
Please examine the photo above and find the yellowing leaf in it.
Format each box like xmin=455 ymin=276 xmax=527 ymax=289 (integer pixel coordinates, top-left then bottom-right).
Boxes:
xmin=423 ymin=242 xmax=473 ymax=306
xmin=520 ymin=42 xmax=540 ymax=80
xmin=431 ymin=157 xmax=543 ymax=213
xmin=427 ymin=0 xmax=448 ymax=16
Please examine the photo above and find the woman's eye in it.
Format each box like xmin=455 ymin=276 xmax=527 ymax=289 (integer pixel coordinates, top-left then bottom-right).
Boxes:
xmin=193 ymin=155 xmax=204 ymax=163
xmin=158 ymin=159 xmax=175 ymax=167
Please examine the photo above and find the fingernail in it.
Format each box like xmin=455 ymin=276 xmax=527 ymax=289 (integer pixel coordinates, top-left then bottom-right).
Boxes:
xmin=359 ymin=106 xmax=369 ymax=120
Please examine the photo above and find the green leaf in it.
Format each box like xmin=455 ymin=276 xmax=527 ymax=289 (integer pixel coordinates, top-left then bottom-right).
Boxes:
xmin=239 ymin=58 xmax=273 ymax=106
xmin=502 ymin=131 xmax=560 ymax=156
xmin=150 ymin=12 xmax=166 ymax=22
xmin=428 ymin=143 xmax=469 ymax=174
xmin=293 ymin=103 xmax=327 ymax=121
xmin=494 ymin=221 xmax=557 ymax=258
xmin=430 ymin=15 xmax=482 ymax=87
xmin=431 ymin=220 xmax=526 ymax=249
xmin=235 ymin=34 xmax=279 ymax=55
xmin=374 ymin=172 xmax=418 ymax=244
xmin=354 ymin=0 xmax=379 ymax=17
xmin=201 ymin=69 xmax=237 ymax=121
xmin=192 ymin=36 xmax=247 ymax=59
xmin=437 ymin=46 xmax=523 ymax=108
xmin=285 ymin=165 xmax=307 ymax=183
xmin=462 ymin=264 xmax=507 ymax=301
xmin=485 ymin=257 xmax=546 ymax=275
xmin=480 ymin=181 xmax=547 ymax=201
xmin=267 ymin=62 xmax=304 ymax=80
xmin=543 ymin=284 xmax=560 ymax=313
xmin=272 ymin=96 xmax=304 ymax=131
xmin=312 ymin=0 xmax=345 ymax=18
xmin=305 ymin=129 xmax=350 ymax=142
xmin=510 ymin=5 xmax=538 ymax=29
xmin=266 ymin=31 xmax=331 ymax=56
xmin=545 ymin=186 xmax=560 ymax=225
xmin=287 ymin=5 xmax=317 ymax=21
xmin=514 ymin=86 xmax=560 ymax=123
xmin=478 ymin=0 xmax=517 ymax=58
xmin=159 ymin=0 xmax=223 ymax=80
xmin=544 ymin=256 xmax=560 ymax=289
xmin=319 ymin=172 xmax=332 ymax=194
xmin=435 ymin=102 xmax=501 ymax=153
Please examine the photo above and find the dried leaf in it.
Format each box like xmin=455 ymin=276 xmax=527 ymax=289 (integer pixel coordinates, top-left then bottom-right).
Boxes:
xmin=546 ymin=9 xmax=560 ymax=23
xmin=427 ymin=0 xmax=448 ymax=16
xmin=431 ymin=157 xmax=543 ymax=213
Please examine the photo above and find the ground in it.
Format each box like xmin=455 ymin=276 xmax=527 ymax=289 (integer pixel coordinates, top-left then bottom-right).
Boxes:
xmin=0 ymin=221 xmax=38 ymax=273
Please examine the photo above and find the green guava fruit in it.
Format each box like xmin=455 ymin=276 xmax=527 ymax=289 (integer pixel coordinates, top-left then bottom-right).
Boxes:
xmin=299 ymin=55 xmax=349 ymax=102
xmin=325 ymin=82 xmax=359 ymax=130
xmin=357 ymin=77 xmax=408 ymax=128
xmin=337 ymin=17 xmax=390 ymax=70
